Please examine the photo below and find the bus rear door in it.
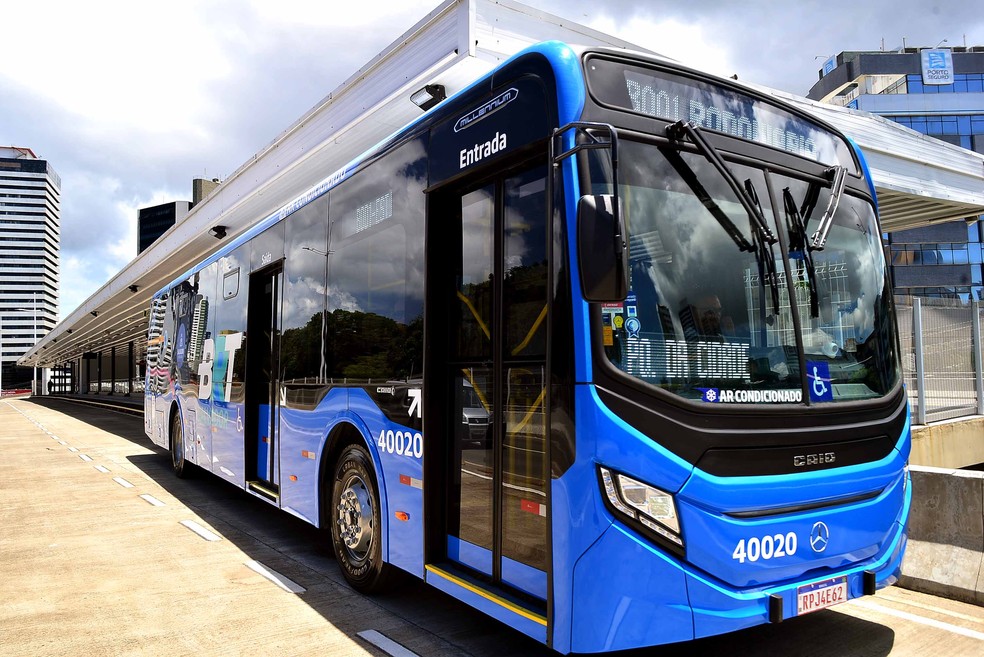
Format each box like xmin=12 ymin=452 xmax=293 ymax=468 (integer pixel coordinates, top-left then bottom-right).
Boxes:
xmin=245 ymin=260 xmax=283 ymax=501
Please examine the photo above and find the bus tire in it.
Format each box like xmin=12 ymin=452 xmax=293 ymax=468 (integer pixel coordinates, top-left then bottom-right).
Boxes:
xmin=330 ymin=443 xmax=391 ymax=593
xmin=170 ymin=411 xmax=190 ymax=479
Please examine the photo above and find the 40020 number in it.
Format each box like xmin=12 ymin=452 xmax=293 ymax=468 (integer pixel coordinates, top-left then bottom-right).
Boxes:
xmin=376 ymin=429 xmax=423 ymax=459
xmin=732 ymin=532 xmax=797 ymax=564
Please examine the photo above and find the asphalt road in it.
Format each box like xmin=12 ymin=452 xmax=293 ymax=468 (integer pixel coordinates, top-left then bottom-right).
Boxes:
xmin=2 ymin=397 xmax=983 ymax=657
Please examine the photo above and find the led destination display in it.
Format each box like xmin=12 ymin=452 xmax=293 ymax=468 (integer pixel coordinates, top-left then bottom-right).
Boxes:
xmin=586 ymin=56 xmax=856 ymax=170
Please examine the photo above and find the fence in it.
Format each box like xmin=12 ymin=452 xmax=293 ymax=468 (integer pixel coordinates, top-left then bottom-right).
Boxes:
xmin=896 ymin=296 xmax=984 ymax=425
xmin=86 ymin=378 xmax=145 ymax=395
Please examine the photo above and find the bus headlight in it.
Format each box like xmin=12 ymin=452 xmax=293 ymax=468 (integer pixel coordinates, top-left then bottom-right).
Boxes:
xmin=599 ymin=466 xmax=684 ymax=551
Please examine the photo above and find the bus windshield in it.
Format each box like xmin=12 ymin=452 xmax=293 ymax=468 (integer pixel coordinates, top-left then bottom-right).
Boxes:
xmin=600 ymin=139 xmax=900 ymax=404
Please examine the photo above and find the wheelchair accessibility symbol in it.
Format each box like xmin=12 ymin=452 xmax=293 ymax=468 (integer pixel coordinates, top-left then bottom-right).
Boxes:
xmin=807 ymin=361 xmax=833 ymax=402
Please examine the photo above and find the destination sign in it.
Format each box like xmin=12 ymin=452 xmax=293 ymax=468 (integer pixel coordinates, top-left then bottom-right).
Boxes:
xmin=586 ymin=57 xmax=855 ymax=171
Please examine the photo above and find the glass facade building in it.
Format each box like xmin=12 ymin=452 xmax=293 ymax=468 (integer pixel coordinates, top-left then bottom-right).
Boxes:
xmin=808 ymin=48 xmax=984 ymax=301
xmin=861 ymin=73 xmax=984 ymax=154
xmin=138 ymin=201 xmax=189 ymax=254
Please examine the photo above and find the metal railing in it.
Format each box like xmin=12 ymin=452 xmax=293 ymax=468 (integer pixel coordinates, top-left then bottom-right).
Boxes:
xmin=86 ymin=379 xmax=145 ymax=395
xmin=896 ymin=296 xmax=984 ymax=425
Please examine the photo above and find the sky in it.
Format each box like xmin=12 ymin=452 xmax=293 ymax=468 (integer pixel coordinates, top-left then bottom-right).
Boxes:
xmin=2 ymin=0 xmax=981 ymax=320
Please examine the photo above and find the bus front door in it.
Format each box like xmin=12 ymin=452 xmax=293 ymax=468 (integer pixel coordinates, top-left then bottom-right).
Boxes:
xmin=440 ymin=164 xmax=550 ymax=602
xmin=245 ymin=265 xmax=282 ymax=500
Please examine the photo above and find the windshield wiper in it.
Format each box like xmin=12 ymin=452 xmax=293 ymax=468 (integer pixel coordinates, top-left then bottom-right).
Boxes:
xmin=809 ymin=165 xmax=848 ymax=251
xmin=744 ymin=179 xmax=781 ymax=317
xmin=783 ymin=187 xmax=819 ymax=318
xmin=660 ymin=146 xmax=756 ymax=253
xmin=663 ymin=120 xmax=781 ymax=317
xmin=667 ymin=121 xmax=778 ymax=246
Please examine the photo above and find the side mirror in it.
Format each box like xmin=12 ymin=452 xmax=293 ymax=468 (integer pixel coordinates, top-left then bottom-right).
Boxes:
xmin=577 ymin=194 xmax=628 ymax=302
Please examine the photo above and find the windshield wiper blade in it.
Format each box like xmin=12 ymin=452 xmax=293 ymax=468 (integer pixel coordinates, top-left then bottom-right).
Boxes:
xmin=799 ymin=179 xmax=822 ymax=228
xmin=663 ymin=121 xmax=781 ymax=317
xmin=784 ymin=187 xmax=820 ymax=318
xmin=667 ymin=120 xmax=778 ymax=246
xmin=809 ymin=165 xmax=848 ymax=251
xmin=745 ymin=179 xmax=781 ymax=317
xmin=660 ymin=146 xmax=756 ymax=253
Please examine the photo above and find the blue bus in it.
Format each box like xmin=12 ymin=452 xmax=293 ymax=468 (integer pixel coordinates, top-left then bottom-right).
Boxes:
xmin=144 ymin=41 xmax=910 ymax=653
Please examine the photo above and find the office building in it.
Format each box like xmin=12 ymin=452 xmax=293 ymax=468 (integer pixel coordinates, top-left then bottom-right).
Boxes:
xmin=808 ymin=46 xmax=984 ymax=300
xmin=138 ymin=201 xmax=190 ymax=254
xmin=137 ymin=178 xmax=219 ymax=254
xmin=0 ymin=147 xmax=60 ymax=389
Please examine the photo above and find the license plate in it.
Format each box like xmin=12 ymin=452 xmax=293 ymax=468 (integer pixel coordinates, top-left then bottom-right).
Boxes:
xmin=797 ymin=576 xmax=848 ymax=615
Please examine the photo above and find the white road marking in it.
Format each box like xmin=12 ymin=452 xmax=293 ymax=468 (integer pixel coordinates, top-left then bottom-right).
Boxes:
xmin=849 ymin=598 xmax=984 ymax=641
xmin=79 ymin=454 xmax=93 ymax=462
xmin=139 ymin=494 xmax=165 ymax=507
xmin=113 ymin=477 xmax=134 ymax=488
xmin=180 ymin=520 xmax=221 ymax=542
xmin=68 ymin=447 xmax=78 ymax=453
xmin=357 ymin=630 xmax=420 ymax=657
xmin=244 ymin=560 xmax=306 ymax=593
xmin=93 ymin=465 xmax=110 ymax=473
xmin=884 ymin=594 xmax=984 ymax=625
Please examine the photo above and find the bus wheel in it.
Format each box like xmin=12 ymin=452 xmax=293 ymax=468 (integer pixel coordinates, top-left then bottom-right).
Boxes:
xmin=331 ymin=444 xmax=391 ymax=592
xmin=170 ymin=412 xmax=189 ymax=479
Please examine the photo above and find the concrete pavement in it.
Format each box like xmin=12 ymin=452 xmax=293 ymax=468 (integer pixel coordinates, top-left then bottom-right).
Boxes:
xmin=0 ymin=398 xmax=536 ymax=657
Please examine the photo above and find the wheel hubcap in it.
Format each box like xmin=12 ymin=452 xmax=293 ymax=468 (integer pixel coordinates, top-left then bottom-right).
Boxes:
xmin=336 ymin=475 xmax=373 ymax=562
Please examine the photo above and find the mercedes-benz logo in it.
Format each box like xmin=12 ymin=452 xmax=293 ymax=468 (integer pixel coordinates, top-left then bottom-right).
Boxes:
xmin=810 ymin=521 xmax=830 ymax=553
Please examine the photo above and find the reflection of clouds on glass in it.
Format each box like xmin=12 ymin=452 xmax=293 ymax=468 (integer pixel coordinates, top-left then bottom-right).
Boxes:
xmin=326 ymin=137 xmax=426 ymax=323
xmin=284 ymin=275 xmax=325 ymax=329
xmin=505 ymin=224 xmax=534 ymax=272
xmin=327 ymin=285 xmax=361 ymax=313
xmin=328 ymin=223 xmax=408 ymax=321
xmin=461 ymin=189 xmax=493 ymax=285
xmin=504 ymin=175 xmax=546 ymax=272
xmin=283 ymin=193 xmax=328 ymax=339
xmin=286 ymin=251 xmax=326 ymax=279
xmin=621 ymin=144 xmax=780 ymax=350
xmin=846 ymin=199 xmax=885 ymax=344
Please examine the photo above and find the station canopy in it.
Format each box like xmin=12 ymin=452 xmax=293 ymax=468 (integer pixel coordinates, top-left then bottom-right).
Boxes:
xmin=20 ymin=0 xmax=984 ymax=371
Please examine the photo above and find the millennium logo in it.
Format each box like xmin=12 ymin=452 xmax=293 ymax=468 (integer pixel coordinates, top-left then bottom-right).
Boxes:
xmin=454 ymin=88 xmax=518 ymax=132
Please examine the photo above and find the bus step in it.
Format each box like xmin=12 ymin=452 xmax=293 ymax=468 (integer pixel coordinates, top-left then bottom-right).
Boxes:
xmin=424 ymin=562 xmax=547 ymax=635
xmin=246 ymin=480 xmax=279 ymax=502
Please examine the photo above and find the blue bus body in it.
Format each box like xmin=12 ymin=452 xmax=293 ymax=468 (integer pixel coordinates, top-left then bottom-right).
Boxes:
xmin=145 ymin=41 xmax=910 ymax=653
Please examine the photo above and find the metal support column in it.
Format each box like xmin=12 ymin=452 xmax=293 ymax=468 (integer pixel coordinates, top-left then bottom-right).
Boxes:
xmin=913 ymin=297 xmax=927 ymax=425
xmin=127 ymin=341 xmax=134 ymax=396
xmin=109 ymin=346 xmax=116 ymax=395
xmin=974 ymin=300 xmax=984 ymax=416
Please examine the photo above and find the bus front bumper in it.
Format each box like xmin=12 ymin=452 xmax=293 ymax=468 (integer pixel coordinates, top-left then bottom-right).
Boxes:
xmin=568 ymin=491 xmax=909 ymax=653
